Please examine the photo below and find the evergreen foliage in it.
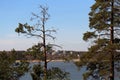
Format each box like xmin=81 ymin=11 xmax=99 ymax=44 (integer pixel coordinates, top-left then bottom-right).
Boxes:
xmin=27 ymin=43 xmax=70 ymax=80
xmin=76 ymin=0 xmax=120 ymax=80
xmin=31 ymin=64 xmax=70 ymax=80
xmin=0 ymin=50 xmax=29 ymax=80
xmin=25 ymin=43 xmax=53 ymax=60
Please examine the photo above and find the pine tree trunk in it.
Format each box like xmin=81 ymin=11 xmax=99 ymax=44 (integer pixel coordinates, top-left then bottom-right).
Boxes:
xmin=43 ymin=18 xmax=47 ymax=80
xmin=110 ymin=0 xmax=114 ymax=80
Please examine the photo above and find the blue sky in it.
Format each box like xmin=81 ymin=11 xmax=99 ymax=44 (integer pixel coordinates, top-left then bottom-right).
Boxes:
xmin=0 ymin=0 xmax=94 ymax=51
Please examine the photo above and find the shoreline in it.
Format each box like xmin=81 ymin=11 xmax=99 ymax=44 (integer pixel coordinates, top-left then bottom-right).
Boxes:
xmin=16 ymin=59 xmax=80 ymax=63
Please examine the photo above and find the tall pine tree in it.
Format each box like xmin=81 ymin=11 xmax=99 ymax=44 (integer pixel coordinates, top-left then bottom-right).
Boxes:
xmin=15 ymin=5 xmax=55 ymax=80
xmin=76 ymin=0 xmax=120 ymax=80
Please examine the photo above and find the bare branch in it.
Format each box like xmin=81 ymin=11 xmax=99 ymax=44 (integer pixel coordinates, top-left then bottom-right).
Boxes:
xmin=46 ymin=34 xmax=56 ymax=40
xmin=31 ymin=12 xmax=40 ymax=19
xmin=26 ymin=33 xmax=43 ymax=39
xmin=35 ymin=29 xmax=43 ymax=32
xmin=45 ymin=29 xmax=56 ymax=33
xmin=48 ymin=43 xmax=62 ymax=49
xmin=99 ymin=33 xmax=110 ymax=36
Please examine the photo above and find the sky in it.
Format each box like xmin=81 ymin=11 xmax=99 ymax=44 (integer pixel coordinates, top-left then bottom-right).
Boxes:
xmin=0 ymin=0 xmax=95 ymax=51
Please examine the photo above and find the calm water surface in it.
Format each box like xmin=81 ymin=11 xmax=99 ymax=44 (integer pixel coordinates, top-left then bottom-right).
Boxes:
xmin=20 ymin=61 xmax=120 ymax=80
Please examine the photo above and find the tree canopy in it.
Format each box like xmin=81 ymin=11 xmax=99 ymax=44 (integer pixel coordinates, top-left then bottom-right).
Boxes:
xmin=0 ymin=50 xmax=29 ymax=80
xmin=76 ymin=0 xmax=120 ymax=80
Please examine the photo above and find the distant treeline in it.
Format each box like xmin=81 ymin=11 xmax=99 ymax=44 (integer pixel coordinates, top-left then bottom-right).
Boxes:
xmin=0 ymin=50 xmax=119 ymax=61
xmin=0 ymin=50 xmax=86 ymax=60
